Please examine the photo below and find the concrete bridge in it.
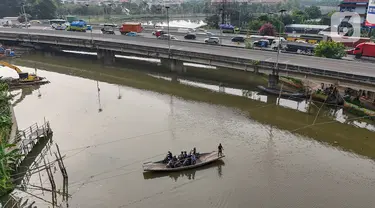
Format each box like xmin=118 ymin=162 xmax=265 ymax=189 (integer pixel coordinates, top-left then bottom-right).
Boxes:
xmin=1 ymin=29 xmax=375 ymax=91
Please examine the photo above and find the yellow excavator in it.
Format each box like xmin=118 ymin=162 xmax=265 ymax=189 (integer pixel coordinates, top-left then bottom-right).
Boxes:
xmin=0 ymin=61 xmax=41 ymax=82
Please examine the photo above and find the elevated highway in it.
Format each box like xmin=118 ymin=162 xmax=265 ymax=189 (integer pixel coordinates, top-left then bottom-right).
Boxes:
xmin=0 ymin=28 xmax=374 ymax=90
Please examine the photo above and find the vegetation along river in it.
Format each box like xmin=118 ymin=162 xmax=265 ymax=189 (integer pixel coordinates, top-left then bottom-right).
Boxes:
xmin=7 ymin=53 xmax=375 ymax=207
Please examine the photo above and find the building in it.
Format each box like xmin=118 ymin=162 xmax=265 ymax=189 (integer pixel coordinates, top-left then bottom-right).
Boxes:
xmin=338 ymin=0 xmax=368 ymax=25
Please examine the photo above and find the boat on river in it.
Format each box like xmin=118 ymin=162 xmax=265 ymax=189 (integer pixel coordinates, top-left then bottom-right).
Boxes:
xmin=257 ymin=85 xmax=307 ymax=99
xmin=143 ymin=151 xmax=224 ymax=172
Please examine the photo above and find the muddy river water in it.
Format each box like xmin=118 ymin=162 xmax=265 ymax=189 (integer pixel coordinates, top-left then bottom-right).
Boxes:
xmin=6 ymin=55 xmax=375 ymax=208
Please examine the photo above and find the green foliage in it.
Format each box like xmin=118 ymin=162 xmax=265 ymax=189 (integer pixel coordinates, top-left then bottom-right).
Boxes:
xmin=0 ymin=81 xmax=19 ymax=197
xmin=320 ymin=10 xmax=336 ymax=25
xmin=304 ymin=6 xmax=322 ymax=19
xmin=206 ymin=14 xmax=219 ymax=29
xmin=248 ymin=19 xmax=265 ymax=31
xmin=0 ymin=0 xmax=22 ymax=19
xmin=314 ymin=41 xmax=346 ymax=59
xmin=247 ymin=14 xmax=284 ymax=33
xmin=26 ymin=0 xmax=58 ymax=19
xmin=0 ymin=142 xmax=22 ymax=196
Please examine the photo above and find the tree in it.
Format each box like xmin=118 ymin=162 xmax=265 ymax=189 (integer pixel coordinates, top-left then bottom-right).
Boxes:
xmin=248 ymin=19 xmax=264 ymax=31
xmin=314 ymin=41 xmax=346 ymax=59
xmin=304 ymin=6 xmax=322 ymax=19
xmin=259 ymin=23 xmax=276 ymax=36
xmin=281 ymin=14 xmax=294 ymax=25
xmin=25 ymin=0 xmax=58 ymax=19
xmin=291 ymin=10 xmax=307 ymax=24
xmin=206 ymin=14 xmax=219 ymax=29
xmin=17 ymin=14 xmax=32 ymax=23
xmin=0 ymin=0 xmax=22 ymax=18
xmin=320 ymin=10 xmax=336 ymax=25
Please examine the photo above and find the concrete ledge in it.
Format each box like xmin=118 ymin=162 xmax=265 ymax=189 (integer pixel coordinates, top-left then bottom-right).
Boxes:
xmin=8 ymin=105 xmax=18 ymax=144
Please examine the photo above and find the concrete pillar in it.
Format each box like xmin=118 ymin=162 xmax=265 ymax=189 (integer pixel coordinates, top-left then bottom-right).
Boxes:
xmin=97 ymin=50 xmax=115 ymax=65
xmin=161 ymin=58 xmax=185 ymax=73
xmin=268 ymin=74 xmax=279 ymax=89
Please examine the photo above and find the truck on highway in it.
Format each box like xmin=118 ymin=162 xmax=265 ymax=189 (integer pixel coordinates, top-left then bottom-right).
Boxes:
xmin=120 ymin=22 xmax=143 ymax=35
xmin=347 ymin=42 xmax=375 ymax=58
xmin=284 ymin=42 xmax=317 ymax=55
xmin=66 ymin=20 xmax=89 ymax=32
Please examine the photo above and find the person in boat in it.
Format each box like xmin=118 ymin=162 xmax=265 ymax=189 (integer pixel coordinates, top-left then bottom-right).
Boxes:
xmin=168 ymin=151 xmax=172 ymax=159
xmin=178 ymin=151 xmax=184 ymax=160
xmin=192 ymin=147 xmax=196 ymax=155
xmin=167 ymin=159 xmax=174 ymax=168
xmin=183 ymin=151 xmax=188 ymax=158
xmin=164 ymin=151 xmax=173 ymax=163
xmin=218 ymin=143 xmax=223 ymax=157
xmin=183 ymin=156 xmax=191 ymax=166
xmin=191 ymin=153 xmax=196 ymax=165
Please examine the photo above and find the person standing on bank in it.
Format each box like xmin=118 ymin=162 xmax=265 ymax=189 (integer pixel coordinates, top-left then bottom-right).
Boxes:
xmin=218 ymin=143 xmax=223 ymax=157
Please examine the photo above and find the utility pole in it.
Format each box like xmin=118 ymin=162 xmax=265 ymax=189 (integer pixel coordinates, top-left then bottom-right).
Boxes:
xmin=275 ymin=9 xmax=286 ymax=76
xmin=166 ymin=6 xmax=171 ymax=56
xmin=85 ymin=4 xmax=93 ymax=43
xmin=221 ymin=0 xmax=226 ymax=25
xmin=21 ymin=3 xmax=30 ymax=38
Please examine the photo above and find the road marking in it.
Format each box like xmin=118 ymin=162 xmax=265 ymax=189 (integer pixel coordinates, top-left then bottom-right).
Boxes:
xmin=264 ymin=58 xmax=273 ymax=62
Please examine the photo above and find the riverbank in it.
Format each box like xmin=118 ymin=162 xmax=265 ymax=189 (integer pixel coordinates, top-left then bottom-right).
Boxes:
xmin=13 ymin=54 xmax=375 ymax=160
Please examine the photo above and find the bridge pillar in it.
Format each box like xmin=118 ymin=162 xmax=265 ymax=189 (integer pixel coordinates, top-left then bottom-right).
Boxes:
xmin=161 ymin=58 xmax=185 ymax=73
xmin=268 ymin=74 xmax=279 ymax=89
xmin=97 ymin=50 xmax=115 ymax=65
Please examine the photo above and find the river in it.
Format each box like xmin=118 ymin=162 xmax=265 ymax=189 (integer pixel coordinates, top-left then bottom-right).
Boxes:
xmin=6 ymin=53 xmax=375 ymax=207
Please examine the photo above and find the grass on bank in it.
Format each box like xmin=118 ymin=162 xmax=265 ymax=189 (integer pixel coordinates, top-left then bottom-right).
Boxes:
xmin=13 ymin=55 xmax=375 ymax=160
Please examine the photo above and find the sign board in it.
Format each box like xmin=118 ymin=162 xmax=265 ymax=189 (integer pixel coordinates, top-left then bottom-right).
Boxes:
xmin=365 ymin=0 xmax=375 ymax=27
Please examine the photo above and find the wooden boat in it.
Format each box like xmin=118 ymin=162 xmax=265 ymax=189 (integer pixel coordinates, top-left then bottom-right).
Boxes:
xmin=279 ymin=77 xmax=304 ymax=89
xmin=344 ymin=95 xmax=375 ymax=111
xmin=257 ymin=85 xmax=307 ymax=99
xmin=344 ymin=101 xmax=375 ymax=120
xmin=143 ymin=151 xmax=224 ymax=172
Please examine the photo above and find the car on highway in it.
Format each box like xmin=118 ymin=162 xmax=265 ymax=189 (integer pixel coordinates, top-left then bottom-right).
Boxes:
xmin=101 ymin=24 xmax=116 ymax=35
xmin=206 ymin=32 xmax=214 ymax=36
xmin=158 ymin=34 xmax=178 ymax=40
xmin=54 ymin=24 xmax=67 ymax=30
xmin=184 ymin=34 xmax=196 ymax=40
xmin=231 ymin=36 xmax=245 ymax=43
xmin=198 ymin=28 xmax=207 ymax=32
xmin=126 ymin=32 xmax=138 ymax=37
xmin=153 ymin=30 xmax=167 ymax=37
xmin=204 ymin=37 xmax=220 ymax=44
xmin=30 ymin=20 xmax=41 ymax=24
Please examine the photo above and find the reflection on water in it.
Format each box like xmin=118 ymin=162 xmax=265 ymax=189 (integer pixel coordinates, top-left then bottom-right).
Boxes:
xmin=143 ymin=160 xmax=225 ymax=182
xmin=150 ymin=74 xmax=375 ymax=132
xmin=62 ymin=50 xmax=216 ymax=69
xmin=10 ymin=85 xmax=41 ymax=107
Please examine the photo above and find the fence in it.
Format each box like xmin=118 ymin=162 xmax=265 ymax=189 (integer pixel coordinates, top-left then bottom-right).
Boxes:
xmin=14 ymin=121 xmax=53 ymax=171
